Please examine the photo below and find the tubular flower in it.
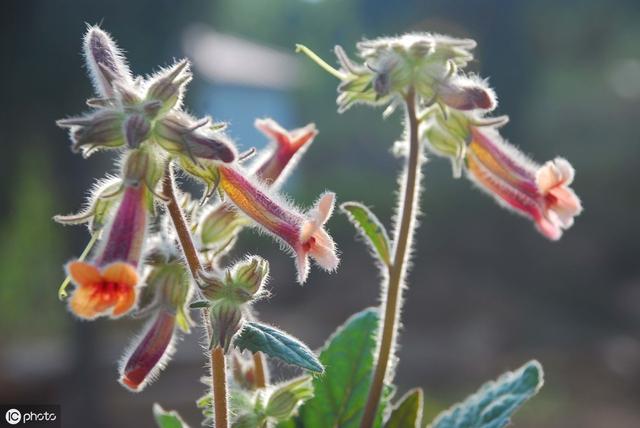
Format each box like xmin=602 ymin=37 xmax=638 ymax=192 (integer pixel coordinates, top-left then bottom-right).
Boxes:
xmin=218 ymin=166 xmax=338 ymax=283
xmin=198 ymin=119 xmax=317 ymax=249
xmin=120 ymin=309 xmax=176 ymax=391
xmin=66 ymin=183 xmax=150 ymax=319
xmin=253 ymin=118 xmax=318 ymax=186
xmin=465 ymin=126 xmax=582 ymax=240
xmin=119 ymin=233 xmax=193 ymax=391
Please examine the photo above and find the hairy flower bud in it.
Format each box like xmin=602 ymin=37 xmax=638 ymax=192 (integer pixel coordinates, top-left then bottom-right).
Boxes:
xmin=123 ymin=113 xmax=151 ymax=149
xmin=436 ymin=77 xmax=496 ymax=111
xmin=154 ymin=112 xmax=237 ymax=163
xmin=146 ymin=59 xmax=192 ymax=114
xmin=422 ymin=125 xmax=466 ymax=178
xmin=199 ymin=204 xmax=246 ymax=249
xmin=209 ymin=300 xmax=244 ymax=352
xmin=265 ymin=376 xmax=314 ymax=421
xmin=57 ymin=109 xmax=125 ymax=156
xmin=83 ymin=25 xmax=132 ymax=97
xmin=231 ymin=256 xmax=269 ymax=297
xmin=122 ymin=148 xmax=164 ymax=193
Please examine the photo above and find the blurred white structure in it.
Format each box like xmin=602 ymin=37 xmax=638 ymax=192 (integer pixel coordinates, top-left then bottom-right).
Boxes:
xmin=183 ymin=24 xmax=301 ymax=90
xmin=181 ymin=24 xmax=303 ymax=150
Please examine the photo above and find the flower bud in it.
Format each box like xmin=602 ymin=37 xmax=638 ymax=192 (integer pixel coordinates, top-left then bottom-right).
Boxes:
xmin=265 ymin=376 xmax=314 ymax=421
xmin=83 ymin=25 xmax=132 ymax=97
xmin=231 ymin=256 xmax=269 ymax=297
xmin=422 ymin=125 xmax=466 ymax=178
xmin=122 ymin=148 xmax=164 ymax=194
xmin=123 ymin=113 xmax=151 ymax=149
xmin=209 ymin=300 xmax=244 ymax=352
xmin=199 ymin=204 xmax=246 ymax=249
xmin=57 ymin=109 xmax=125 ymax=156
xmin=153 ymin=112 xmax=237 ymax=163
xmin=437 ymin=77 xmax=496 ymax=111
xmin=146 ymin=59 xmax=192 ymax=114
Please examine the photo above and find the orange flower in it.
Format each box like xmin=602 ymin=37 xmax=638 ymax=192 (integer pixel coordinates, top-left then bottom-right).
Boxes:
xmin=66 ymin=184 xmax=148 ymax=319
xmin=67 ymin=261 xmax=138 ymax=319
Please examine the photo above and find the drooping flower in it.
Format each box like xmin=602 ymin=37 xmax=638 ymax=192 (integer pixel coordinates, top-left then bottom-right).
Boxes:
xmin=120 ymin=309 xmax=177 ymax=391
xmin=217 ymin=166 xmax=338 ymax=283
xmin=198 ymin=119 xmax=317 ymax=249
xmin=465 ymin=126 xmax=582 ymax=240
xmin=419 ymin=106 xmax=582 ymax=240
xmin=66 ymin=182 xmax=149 ymax=319
xmin=119 ymin=256 xmax=192 ymax=392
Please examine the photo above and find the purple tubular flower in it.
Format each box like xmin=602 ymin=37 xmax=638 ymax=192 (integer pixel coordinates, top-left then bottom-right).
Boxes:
xmin=119 ymin=310 xmax=177 ymax=391
xmin=219 ymin=166 xmax=338 ymax=284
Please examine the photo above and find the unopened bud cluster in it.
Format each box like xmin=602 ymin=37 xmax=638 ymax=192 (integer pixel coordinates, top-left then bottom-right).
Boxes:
xmin=198 ymin=256 xmax=269 ymax=351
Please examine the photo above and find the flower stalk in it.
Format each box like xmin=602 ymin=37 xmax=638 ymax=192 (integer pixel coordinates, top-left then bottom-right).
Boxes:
xmin=161 ymin=164 xmax=229 ymax=428
xmin=360 ymin=88 xmax=422 ymax=428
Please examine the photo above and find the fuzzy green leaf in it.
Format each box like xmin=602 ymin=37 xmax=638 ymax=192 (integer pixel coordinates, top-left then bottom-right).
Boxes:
xmin=428 ymin=360 xmax=544 ymax=428
xmin=298 ymin=308 xmax=389 ymax=428
xmin=153 ymin=404 xmax=189 ymax=428
xmin=385 ymin=388 xmax=423 ymax=428
xmin=234 ymin=322 xmax=323 ymax=373
xmin=341 ymin=202 xmax=391 ymax=267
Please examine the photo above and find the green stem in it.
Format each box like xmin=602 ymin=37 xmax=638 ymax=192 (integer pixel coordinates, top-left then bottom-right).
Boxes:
xmin=295 ymin=44 xmax=347 ymax=80
xmin=162 ymin=164 xmax=229 ymax=428
xmin=360 ymin=88 xmax=422 ymax=428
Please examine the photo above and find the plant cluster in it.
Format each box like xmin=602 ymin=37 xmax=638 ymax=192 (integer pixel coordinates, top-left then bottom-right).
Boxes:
xmin=56 ymin=26 xmax=581 ymax=428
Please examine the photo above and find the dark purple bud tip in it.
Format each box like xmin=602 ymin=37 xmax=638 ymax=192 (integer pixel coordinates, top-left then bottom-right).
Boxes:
xmin=466 ymin=87 xmax=495 ymax=110
xmin=438 ymin=81 xmax=496 ymax=111
xmin=188 ymin=135 xmax=236 ymax=163
xmin=124 ymin=114 xmax=151 ymax=149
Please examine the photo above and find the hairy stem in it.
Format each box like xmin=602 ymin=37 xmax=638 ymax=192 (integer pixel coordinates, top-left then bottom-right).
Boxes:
xmin=162 ymin=164 xmax=229 ymax=428
xmin=253 ymin=352 xmax=268 ymax=388
xmin=360 ymin=88 xmax=422 ymax=428
xmin=212 ymin=346 xmax=229 ymax=428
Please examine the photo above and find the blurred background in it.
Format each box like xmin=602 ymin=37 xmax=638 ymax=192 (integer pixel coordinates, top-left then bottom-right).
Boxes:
xmin=1 ymin=0 xmax=639 ymax=427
